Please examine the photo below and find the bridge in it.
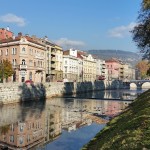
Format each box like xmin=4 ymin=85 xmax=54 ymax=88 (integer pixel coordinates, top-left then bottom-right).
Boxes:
xmin=128 ymin=80 xmax=150 ymax=89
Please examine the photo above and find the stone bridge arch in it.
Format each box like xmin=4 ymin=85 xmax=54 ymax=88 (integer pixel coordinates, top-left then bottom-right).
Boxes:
xmin=130 ymin=83 xmax=137 ymax=89
xmin=142 ymin=82 xmax=150 ymax=89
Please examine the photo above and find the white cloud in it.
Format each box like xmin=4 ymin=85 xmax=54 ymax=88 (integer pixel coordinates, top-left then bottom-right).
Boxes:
xmin=54 ymin=38 xmax=85 ymax=49
xmin=108 ymin=22 xmax=137 ymax=38
xmin=0 ymin=13 xmax=26 ymax=27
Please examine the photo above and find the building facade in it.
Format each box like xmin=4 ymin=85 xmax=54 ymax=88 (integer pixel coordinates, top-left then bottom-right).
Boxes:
xmin=106 ymin=58 xmax=121 ymax=80
xmin=0 ymin=33 xmax=46 ymax=83
xmin=63 ymin=49 xmax=78 ymax=82
xmin=78 ymin=51 xmax=96 ymax=82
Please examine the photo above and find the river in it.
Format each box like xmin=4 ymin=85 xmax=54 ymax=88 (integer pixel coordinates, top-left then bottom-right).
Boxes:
xmin=0 ymin=89 xmax=147 ymax=150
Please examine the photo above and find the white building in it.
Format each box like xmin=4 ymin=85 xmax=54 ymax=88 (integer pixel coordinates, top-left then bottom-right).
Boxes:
xmin=63 ymin=49 xmax=78 ymax=82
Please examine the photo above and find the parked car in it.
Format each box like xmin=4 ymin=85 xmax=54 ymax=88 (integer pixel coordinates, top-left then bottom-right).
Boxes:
xmin=25 ymin=80 xmax=34 ymax=84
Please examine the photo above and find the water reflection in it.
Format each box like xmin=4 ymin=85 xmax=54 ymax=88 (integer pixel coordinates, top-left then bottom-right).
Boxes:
xmin=75 ymin=89 xmax=147 ymax=100
xmin=0 ymin=89 xmax=145 ymax=150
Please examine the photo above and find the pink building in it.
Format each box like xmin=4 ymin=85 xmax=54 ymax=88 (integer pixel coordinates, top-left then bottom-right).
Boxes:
xmin=106 ymin=58 xmax=121 ymax=80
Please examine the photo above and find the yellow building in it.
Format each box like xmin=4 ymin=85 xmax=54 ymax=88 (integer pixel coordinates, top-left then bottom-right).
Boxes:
xmin=78 ymin=51 xmax=96 ymax=82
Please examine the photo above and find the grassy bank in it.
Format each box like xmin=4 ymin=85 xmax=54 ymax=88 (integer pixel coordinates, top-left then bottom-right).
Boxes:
xmin=82 ymin=89 xmax=150 ymax=150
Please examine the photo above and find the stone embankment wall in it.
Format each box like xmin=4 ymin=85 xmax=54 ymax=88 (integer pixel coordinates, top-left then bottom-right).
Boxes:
xmin=0 ymin=80 xmax=122 ymax=104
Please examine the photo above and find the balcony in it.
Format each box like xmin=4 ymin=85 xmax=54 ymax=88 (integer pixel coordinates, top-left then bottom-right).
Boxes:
xmin=51 ymin=70 xmax=55 ymax=75
xmin=51 ymin=63 xmax=56 ymax=69
xmin=35 ymin=55 xmax=44 ymax=60
xmin=51 ymin=52 xmax=56 ymax=56
xmin=36 ymin=67 xmax=44 ymax=72
xmin=12 ymin=65 xmax=19 ymax=69
xmin=20 ymin=64 xmax=27 ymax=70
xmin=51 ymin=57 xmax=56 ymax=62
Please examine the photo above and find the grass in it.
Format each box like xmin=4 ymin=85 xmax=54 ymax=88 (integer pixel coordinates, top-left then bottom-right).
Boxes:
xmin=82 ymin=89 xmax=150 ymax=150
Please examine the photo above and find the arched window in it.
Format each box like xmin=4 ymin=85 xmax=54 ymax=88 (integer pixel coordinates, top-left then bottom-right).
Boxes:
xmin=22 ymin=59 xmax=26 ymax=65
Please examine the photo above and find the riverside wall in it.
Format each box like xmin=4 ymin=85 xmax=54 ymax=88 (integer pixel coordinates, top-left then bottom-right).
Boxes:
xmin=0 ymin=80 xmax=123 ymax=104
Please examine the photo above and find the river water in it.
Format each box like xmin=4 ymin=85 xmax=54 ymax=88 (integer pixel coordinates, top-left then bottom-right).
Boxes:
xmin=0 ymin=89 xmax=147 ymax=150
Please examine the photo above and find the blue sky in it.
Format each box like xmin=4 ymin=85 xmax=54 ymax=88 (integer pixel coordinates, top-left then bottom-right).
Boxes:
xmin=0 ymin=0 xmax=141 ymax=52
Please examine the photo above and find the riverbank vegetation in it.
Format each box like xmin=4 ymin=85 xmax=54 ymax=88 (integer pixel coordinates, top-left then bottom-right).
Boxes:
xmin=82 ymin=89 xmax=150 ymax=149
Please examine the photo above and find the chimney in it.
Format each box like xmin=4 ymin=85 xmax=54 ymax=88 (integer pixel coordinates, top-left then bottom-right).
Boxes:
xmin=6 ymin=26 xmax=9 ymax=31
xmin=18 ymin=32 xmax=22 ymax=37
xmin=13 ymin=35 xmax=15 ymax=40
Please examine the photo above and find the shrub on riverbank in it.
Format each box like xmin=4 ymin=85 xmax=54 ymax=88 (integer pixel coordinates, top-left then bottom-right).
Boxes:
xmin=82 ymin=89 xmax=150 ymax=150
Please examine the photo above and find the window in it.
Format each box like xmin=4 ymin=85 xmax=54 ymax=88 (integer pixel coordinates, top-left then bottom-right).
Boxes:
xmin=27 ymin=135 xmax=30 ymax=142
xmin=20 ymin=124 xmax=24 ymax=132
xmin=6 ymin=49 xmax=8 ymax=55
xmin=22 ymin=59 xmax=26 ymax=65
xmin=29 ymin=72 xmax=32 ymax=80
xmin=10 ymin=124 xmax=14 ymax=132
xmin=15 ymin=48 xmax=17 ymax=54
xmin=10 ymin=135 xmax=14 ymax=143
xmin=22 ymin=47 xmax=26 ymax=53
xmin=65 ymin=67 xmax=67 ymax=72
xmin=19 ymin=137 xmax=23 ymax=144
xmin=12 ymin=59 xmax=15 ymax=65
xmin=29 ymin=60 xmax=32 ymax=66
xmin=12 ymin=59 xmax=17 ymax=65
xmin=22 ymin=77 xmax=25 ymax=82
xmin=0 ymin=50 xmax=3 ymax=56
xmin=12 ymin=48 xmax=17 ymax=55
xmin=12 ymin=48 xmax=14 ymax=55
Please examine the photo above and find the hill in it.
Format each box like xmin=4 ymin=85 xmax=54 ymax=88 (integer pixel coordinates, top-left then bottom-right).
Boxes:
xmin=88 ymin=50 xmax=142 ymax=66
xmin=82 ymin=89 xmax=150 ymax=150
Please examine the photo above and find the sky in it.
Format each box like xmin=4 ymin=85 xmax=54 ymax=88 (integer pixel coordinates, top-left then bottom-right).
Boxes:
xmin=0 ymin=0 xmax=142 ymax=52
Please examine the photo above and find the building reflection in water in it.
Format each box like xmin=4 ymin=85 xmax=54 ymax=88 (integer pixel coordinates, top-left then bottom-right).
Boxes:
xmin=0 ymin=89 xmax=138 ymax=149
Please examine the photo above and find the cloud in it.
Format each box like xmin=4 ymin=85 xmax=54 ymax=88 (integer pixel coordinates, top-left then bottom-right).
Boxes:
xmin=54 ymin=38 xmax=85 ymax=49
xmin=0 ymin=13 xmax=26 ymax=26
xmin=108 ymin=22 xmax=137 ymax=38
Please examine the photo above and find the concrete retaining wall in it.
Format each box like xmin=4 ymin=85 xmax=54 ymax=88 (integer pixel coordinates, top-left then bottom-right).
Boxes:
xmin=0 ymin=80 xmax=123 ymax=104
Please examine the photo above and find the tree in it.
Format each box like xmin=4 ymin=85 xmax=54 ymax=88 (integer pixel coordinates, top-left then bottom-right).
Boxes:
xmin=136 ymin=60 xmax=150 ymax=78
xmin=0 ymin=59 xmax=14 ymax=82
xmin=132 ymin=0 xmax=150 ymax=61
